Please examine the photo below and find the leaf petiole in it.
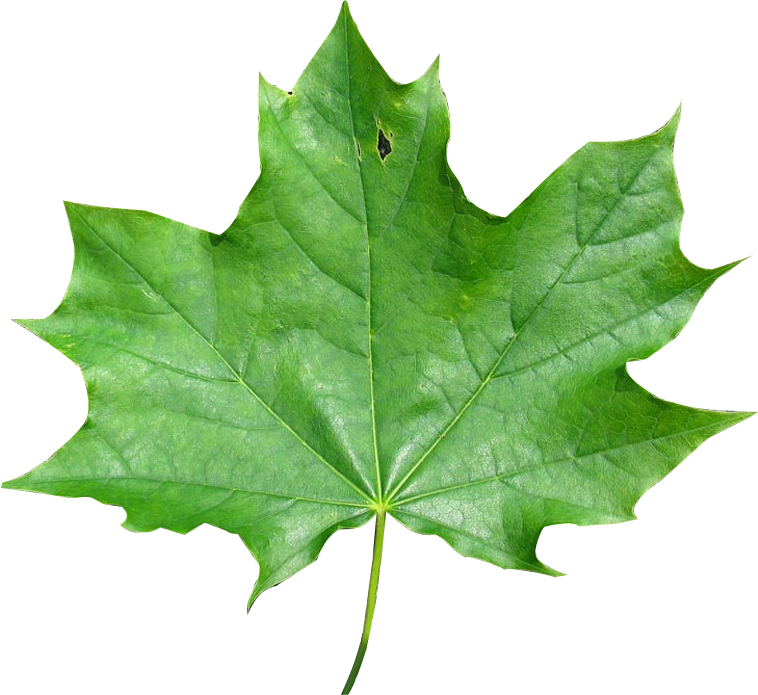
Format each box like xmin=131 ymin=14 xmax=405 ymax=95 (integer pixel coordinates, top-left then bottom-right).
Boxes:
xmin=342 ymin=510 xmax=386 ymax=694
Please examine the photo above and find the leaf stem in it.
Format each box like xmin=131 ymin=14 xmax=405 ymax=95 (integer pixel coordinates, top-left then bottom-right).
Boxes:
xmin=342 ymin=510 xmax=386 ymax=694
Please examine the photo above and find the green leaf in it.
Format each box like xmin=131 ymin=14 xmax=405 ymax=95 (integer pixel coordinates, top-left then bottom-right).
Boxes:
xmin=4 ymin=3 xmax=752 ymax=691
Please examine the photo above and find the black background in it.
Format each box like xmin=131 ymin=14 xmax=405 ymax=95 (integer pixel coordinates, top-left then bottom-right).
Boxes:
xmin=0 ymin=0 xmax=758 ymax=695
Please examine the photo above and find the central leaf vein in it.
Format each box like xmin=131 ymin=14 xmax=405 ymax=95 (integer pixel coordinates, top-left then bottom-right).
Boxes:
xmin=342 ymin=12 xmax=382 ymax=503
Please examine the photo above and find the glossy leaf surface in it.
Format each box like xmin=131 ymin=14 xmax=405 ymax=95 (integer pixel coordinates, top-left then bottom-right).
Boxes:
xmin=5 ymin=1 xmax=750 ymax=633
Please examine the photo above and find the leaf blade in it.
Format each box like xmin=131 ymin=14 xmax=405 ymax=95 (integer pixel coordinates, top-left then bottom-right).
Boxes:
xmin=4 ymin=3 xmax=751 ymax=620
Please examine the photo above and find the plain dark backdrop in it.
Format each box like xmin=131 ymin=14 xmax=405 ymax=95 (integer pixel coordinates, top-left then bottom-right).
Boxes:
xmin=0 ymin=0 xmax=758 ymax=695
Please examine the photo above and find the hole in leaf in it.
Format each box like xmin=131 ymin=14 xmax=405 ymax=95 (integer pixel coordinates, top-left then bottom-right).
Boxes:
xmin=377 ymin=129 xmax=392 ymax=160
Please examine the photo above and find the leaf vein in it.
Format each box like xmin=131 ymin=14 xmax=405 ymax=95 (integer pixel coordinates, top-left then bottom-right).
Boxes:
xmin=69 ymin=207 xmax=372 ymax=504
xmin=262 ymin=87 xmax=365 ymax=226
xmin=385 ymin=143 xmax=666 ymax=502
xmin=392 ymin=421 xmax=731 ymax=506
xmin=25 ymin=475 xmax=368 ymax=508
xmin=342 ymin=12 xmax=382 ymax=502
xmin=492 ymin=268 xmax=722 ymax=382
xmin=270 ymin=201 xmax=366 ymax=302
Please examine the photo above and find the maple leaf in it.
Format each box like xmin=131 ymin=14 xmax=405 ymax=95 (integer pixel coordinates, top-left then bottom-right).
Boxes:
xmin=3 ymin=3 xmax=752 ymax=692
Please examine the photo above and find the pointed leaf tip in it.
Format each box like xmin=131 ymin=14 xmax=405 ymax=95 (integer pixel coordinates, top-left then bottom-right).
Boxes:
xmin=408 ymin=55 xmax=442 ymax=92
xmin=13 ymin=317 xmax=39 ymax=335
xmin=658 ymin=103 xmax=682 ymax=143
xmin=711 ymin=256 xmax=750 ymax=281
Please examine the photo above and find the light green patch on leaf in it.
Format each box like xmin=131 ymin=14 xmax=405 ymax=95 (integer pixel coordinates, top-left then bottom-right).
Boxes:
xmin=4 ymin=3 xmax=752 ymax=691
